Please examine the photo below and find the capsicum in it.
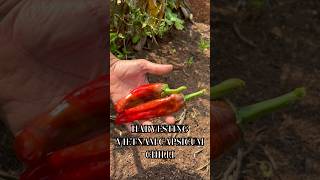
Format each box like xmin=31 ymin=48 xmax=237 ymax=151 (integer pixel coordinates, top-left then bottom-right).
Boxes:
xmin=15 ymin=74 xmax=108 ymax=165
xmin=115 ymin=89 xmax=206 ymax=124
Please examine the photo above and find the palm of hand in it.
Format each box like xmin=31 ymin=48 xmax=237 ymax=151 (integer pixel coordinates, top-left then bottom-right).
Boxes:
xmin=110 ymin=60 xmax=149 ymax=103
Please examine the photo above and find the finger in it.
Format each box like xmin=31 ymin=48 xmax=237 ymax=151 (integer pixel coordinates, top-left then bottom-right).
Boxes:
xmin=124 ymin=121 xmax=152 ymax=134
xmin=165 ymin=116 xmax=176 ymax=124
xmin=142 ymin=60 xmax=173 ymax=75
xmin=142 ymin=121 xmax=153 ymax=126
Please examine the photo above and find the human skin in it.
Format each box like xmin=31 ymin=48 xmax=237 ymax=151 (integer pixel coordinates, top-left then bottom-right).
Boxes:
xmin=110 ymin=54 xmax=176 ymax=127
xmin=0 ymin=0 xmax=106 ymax=133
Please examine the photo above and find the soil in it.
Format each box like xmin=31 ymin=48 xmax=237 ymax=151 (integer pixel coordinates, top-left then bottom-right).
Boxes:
xmin=213 ymin=0 xmax=320 ymax=179
xmin=110 ymin=22 xmax=211 ymax=179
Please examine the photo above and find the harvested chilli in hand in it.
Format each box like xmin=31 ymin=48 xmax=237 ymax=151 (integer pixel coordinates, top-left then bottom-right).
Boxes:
xmin=115 ymin=83 xmax=187 ymax=112
xmin=115 ymin=89 xmax=205 ymax=124
xmin=211 ymin=87 xmax=306 ymax=159
xmin=14 ymin=74 xmax=108 ymax=166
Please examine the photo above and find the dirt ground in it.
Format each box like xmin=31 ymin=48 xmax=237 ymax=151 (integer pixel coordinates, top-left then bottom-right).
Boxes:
xmin=110 ymin=21 xmax=211 ymax=179
xmin=213 ymin=0 xmax=320 ymax=179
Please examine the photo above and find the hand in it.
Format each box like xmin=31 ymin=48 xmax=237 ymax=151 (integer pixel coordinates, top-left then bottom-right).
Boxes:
xmin=0 ymin=0 xmax=106 ymax=133
xmin=110 ymin=56 xmax=176 ymax=126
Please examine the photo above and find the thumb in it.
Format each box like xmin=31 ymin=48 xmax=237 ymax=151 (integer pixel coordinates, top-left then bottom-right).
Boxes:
xmin=143 ymin=61 xmax=173 ymax=75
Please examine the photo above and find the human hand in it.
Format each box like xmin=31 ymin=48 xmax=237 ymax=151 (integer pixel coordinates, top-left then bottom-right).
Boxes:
xmin=0 ymin=0 xmax=106 ymax=133
xmin=110 ymin=56 xmax=176 ymax=126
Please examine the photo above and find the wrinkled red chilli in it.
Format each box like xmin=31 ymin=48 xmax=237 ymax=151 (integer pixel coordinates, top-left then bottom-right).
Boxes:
xmin=15 ymin=75 xmax=108 ymax=166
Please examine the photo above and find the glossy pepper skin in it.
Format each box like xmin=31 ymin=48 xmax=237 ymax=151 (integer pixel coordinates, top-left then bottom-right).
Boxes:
xmin=115 ymin=83 xmax=186 ymax=112
xmin=14 ymin=74 xmax=108 ymax=166
xmin=115 ymin=93 xmax=185 ymax=124
xmin=115 ymin=89 xmax=205 ymax=125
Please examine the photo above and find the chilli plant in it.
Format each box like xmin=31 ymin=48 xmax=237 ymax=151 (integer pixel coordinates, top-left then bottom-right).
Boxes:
xmin=110 ymin=0 xmax=193 ymax=59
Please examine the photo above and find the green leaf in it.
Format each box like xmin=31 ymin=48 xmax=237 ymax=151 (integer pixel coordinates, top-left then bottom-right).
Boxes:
xmin=132 ymin=35 xmax=140 ymax=44
xmin=174 ymin=19 xmax=184 ymax=30
xmin=167 ymin=0 xmax=177 ymax=9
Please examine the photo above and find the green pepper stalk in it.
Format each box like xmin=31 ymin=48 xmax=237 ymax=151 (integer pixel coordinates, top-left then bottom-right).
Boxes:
xmin=237 ymin=87 xmax=306 ymax=125
xmin=210 ymin=79 xmax=245 ymax=100
xmin=211 ymin=87 xmax=306 ymax=159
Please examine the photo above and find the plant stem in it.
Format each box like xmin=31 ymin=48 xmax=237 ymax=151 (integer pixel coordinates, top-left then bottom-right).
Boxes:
xmin=210 ymin=79 xmax=245 ymax=100
xmin=237 ymin=87 xmax=306 ymax=125
xmin=163 ymin=85 xmax=187 ymax=95
xmin=184 ymin=89 xmax=206 ymax=101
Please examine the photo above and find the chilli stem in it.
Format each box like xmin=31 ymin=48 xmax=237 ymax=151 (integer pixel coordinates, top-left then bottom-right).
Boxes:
xmin=163 ymin=85 xmax=187 ymax=95
xmin=237 ymin=87 xmax=306 ymax=125
xmin=184 ymin=89 xmax=206 ymax=101
xmin=210 ymin=79 xmax=245 ymax=100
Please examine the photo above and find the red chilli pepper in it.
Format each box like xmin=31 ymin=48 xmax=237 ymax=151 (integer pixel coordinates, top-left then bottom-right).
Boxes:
xmin=53 ymin=160 xmax=108 ymax=180
xmin=20 ymin=133 xmax=109 ymax=180
xmin=211 ymin=88 xmax=305 ymax=159
xmin=115 ymin=89 xmax=205 ymax=124
xmin=47 ymin=133 xmax=108 ymax=169
xmin=115 ymin=83 xmax=187 ymax=112
xmin=20 ymin=160 xmax=108 ymax=180
xmin=14 ymin=74 xmax=108 ymax=166
xmin=20 ymin=162 xmax=53 ymax=180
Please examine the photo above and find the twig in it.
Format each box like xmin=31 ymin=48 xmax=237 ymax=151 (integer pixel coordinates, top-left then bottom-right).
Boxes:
xmin=233 ymin=149 xmax=243 ymax=180
xmin=223 ymin=142 xmax=256 ymax=180
xmin=193 ymin=148 xmax=204 ymax=158
xmin=196 ymin=161 xmax=210 ymax=171
xmin=223 ymin=159 xmax=237 ymax=180
xmin=262 ymin=145 xmax=278 ymax=170
xmin=182 ymin=68 xmax=190 ymax=77
xmin=233 ymin=22 xmax=257 ymax=48
xmin=191 ymin=107 xmax=200 ymax=119
xmin=172 ymin=109 xmax=187 ymax=138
